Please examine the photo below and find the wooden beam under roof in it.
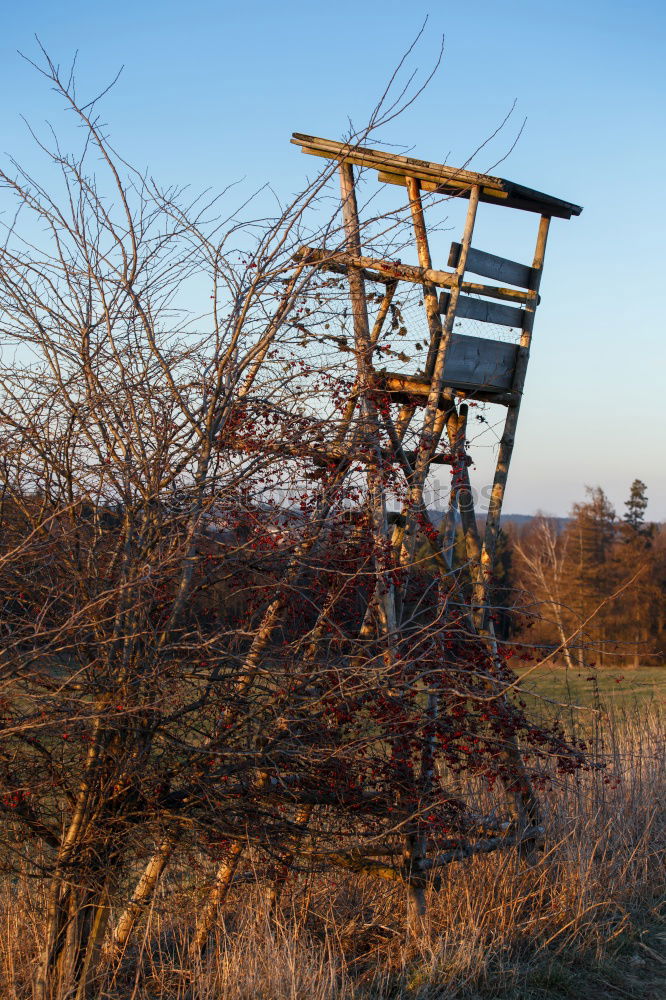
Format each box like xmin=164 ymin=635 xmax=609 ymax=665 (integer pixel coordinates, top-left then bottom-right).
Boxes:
xmin=291 ymin=133 xmax=583 ymax=220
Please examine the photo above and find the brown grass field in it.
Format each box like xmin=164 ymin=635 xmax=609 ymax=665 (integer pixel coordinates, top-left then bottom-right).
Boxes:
xmin=1 ymin=671 xmax=664 ymax=999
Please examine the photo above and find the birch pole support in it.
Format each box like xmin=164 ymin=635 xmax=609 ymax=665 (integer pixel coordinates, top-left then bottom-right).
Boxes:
xmin=111 ymin=832 xmax=181 ymax=954
xmin=472 ymin=215 xmax=551 ymax=631
xmin=333 ymin=278 xmax=397 ymax=445
xmin=338 ymin=160 xmax=397 ymax=648
xmin=447 ymin=404 xmax=483 ymax=574
xmin=409 ymin=182 xmax=480 ymax=473
xmin=189 ymin=839 xmax=246 ymax=957
xmin=396 ymin=183 xmax=480 ymax=593
xmin=406 ymin=177 xmax=446 ymax=382
xmin=392 ymin=178 xmax=451 ymax=600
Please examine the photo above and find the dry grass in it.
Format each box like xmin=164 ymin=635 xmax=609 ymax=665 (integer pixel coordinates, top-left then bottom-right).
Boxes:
xmin=1 ymin=705 xmax=663 ymax=999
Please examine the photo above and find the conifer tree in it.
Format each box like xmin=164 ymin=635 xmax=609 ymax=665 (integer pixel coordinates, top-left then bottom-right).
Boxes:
xmin=623 ymin=479 xmax=650 ymax=538
xmin=618 ymin=480 xmax=655 ymax=666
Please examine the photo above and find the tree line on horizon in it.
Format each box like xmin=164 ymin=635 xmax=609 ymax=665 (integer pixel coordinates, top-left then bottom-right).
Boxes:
xmin=467 ymin=479 xmax=666 ymax=667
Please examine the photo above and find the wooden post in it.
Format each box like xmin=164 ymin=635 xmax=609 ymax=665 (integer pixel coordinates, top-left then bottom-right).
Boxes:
xmin=338 ymin=163 xmax=376 ymax=399
xmin=472 ymin=215 xmax=551 ymax=630
xmin=111 ymin=832 xmax=180 ymax=954
xmin=413 ymin=183 xmax=479 ymax=452
xmin=189 ymin=839 xmax=245 ymax=958
xmin=334 ymin=278 xmax=397 ymax=444
xmin=339 ymin=160 xmax=397 ymax=647
xmin=447 ymin=404 xmax=483 ymax=573
xmin=406 ymin=177 xmax=445 ymax=381
xmin=397 ymin=185 xmax=480 ymax=603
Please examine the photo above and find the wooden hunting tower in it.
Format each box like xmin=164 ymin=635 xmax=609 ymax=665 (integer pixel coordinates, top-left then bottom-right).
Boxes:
xmin=289 ymin=132 xmax=582 ymax=870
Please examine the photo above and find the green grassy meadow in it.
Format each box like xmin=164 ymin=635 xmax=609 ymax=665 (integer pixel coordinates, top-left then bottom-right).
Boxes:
xmin=513 ymin=662 xmax=666 ymax=713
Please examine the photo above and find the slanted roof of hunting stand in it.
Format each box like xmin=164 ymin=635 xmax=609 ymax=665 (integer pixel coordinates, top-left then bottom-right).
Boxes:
xmin=291 ymin=133 xmax=583 ymax=220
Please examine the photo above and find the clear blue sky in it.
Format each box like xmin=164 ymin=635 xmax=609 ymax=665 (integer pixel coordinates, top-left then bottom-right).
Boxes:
xmin=1 ymin=1 xmax=664 ymax=519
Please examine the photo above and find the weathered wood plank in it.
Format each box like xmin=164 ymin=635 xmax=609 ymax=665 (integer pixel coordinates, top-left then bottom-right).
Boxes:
xmin=439 ymin=292 xmax=526 ymax=328
xmin=443 ymin=333 xmax=517 ymax=390
xmin=448 ymin=243 xmax=535 ymax=289
xmin=381 ymin=334 xmax=518 ymax=400
xmin=377 ymin=170 xmax=510 ymax=202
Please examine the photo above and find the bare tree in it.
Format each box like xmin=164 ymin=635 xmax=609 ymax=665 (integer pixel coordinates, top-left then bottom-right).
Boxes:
xmin=0 ymin=49 xmax=590 ymax=1000
xmin=513 ymin=516 xmax=576 ymax=669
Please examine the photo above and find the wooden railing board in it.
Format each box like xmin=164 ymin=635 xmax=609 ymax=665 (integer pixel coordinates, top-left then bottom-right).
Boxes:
xmin=439 ymin=291 xmax=526 ymax=329
xmin=448 ymin=242 xmax=536 ymax=289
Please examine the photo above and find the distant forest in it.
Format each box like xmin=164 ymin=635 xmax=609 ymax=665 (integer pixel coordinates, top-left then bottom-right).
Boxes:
xmin=441 ymin=480 xmax=665 ymax=666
